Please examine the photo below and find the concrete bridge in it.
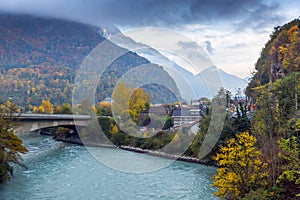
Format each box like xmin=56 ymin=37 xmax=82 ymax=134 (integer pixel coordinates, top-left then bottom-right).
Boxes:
xmin=12 ymin=114 xmax=91 ymax=134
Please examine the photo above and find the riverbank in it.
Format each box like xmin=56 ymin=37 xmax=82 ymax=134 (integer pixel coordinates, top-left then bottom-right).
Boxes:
xmin=53 ymin=131 xmax=216 ymax=167
xmin=119 ymin=145 xmax=214 ymax=166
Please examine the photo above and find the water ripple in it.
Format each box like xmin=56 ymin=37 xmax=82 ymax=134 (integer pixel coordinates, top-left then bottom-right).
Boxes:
xmin=0 ymin=133 xmax=218 ymax=200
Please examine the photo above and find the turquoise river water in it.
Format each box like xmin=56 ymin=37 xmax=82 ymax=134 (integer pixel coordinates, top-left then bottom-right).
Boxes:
xmin=0 ymin=132 xmax=218 ymax=200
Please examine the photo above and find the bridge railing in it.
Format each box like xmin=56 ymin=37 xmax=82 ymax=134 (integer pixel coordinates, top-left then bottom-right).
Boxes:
xmin=10 ymin=113 xmax=91 ymax=120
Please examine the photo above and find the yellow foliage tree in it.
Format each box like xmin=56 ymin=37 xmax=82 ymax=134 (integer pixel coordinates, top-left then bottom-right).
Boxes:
xmin=129 ymin=88 xmax=150 ymax=123
xmin=91 ymin=105 xmax=98 ymax=114
xmin=54 ymin=105 xmax=62 ymax=114
xmin=38 ymin=105 xmax=45 ymax=113
xmin=212 ymin=131 xmax=268 ymax=199
xmin=287 ymin=25 xmax=299 ymax=43
xmin=33 ymin=100 xmax=53 ymax=114
xmin=112 ymin=82 xmax=150 ymax=124
xmin=0 ymin=100 xmax=19 ymax=112
xmin=111 ymin=124 xmax=119 ymax=135
xmin=99 ymin=102 xmax=111 ymax=107
xmin=41 ymin=100 xmax=53 ymax=114
xmin=33 ymin=106 xmax=41 ymax=114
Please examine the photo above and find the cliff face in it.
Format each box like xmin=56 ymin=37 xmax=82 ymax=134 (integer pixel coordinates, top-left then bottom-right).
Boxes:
xmin=247 ymin=18 xmax=300 ymax=95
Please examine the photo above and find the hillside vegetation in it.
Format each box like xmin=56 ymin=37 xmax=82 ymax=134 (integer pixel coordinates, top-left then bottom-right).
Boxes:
xmin=0 ymin=14 xmax=179 ymax=106
xmin=206 ymin=18 xmax=300 ymax=199
xmin=247 ymin=18 xmax=300 ymax=95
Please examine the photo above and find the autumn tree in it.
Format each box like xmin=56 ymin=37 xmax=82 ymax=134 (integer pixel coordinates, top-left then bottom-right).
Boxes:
xmin=33 ymin=105 xmax=44 ymax=114
xmin=5 ymin=100 xmax=19 ymax=113
xmin=97 ymin=102 xmax=112 ymax=116
xmin=243 ymin=19 xmax=300 ymax=198
xmin=212 ymin=131 xmax=268 ymax=199
xmin=41 ymin=100 xmax=53 ymax=114
xmin=0 ymin=102 xmax=28 ymax=183
xmin=129 ymin=88 xmax=150 ymax=123
xmin=33 ymin=100 xmax=53 ymax=114
xmin=54 ymin=104 xmax=62 ymax=114
xmin=173 ymin=101 xmax=181 ymax=109
xmin=112 ymin=82 xmax=150 ymax=124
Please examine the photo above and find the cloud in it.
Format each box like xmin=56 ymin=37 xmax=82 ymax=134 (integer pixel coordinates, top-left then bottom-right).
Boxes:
xmin=204 ymin=41 xmax=215 ymax=54
xmin=177 ymin=41 xmax=199 ymax=49
xmin=0 ymin=0 xmax=298 ymax=79
xmin=232 ymin=1 xmax=284 ymax=32
xmin=227 ymin=43 xmax=247 ymax=48
xmin=0 ymin=0 xmax=285 ymax=28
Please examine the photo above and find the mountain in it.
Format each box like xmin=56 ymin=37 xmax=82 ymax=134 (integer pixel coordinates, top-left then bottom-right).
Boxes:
xmin=103 ymin=30 xmax=247 ymax=99
xmin=243 ymin=76 xmax=251 ymax=84
xmin=197 ymin=66 xmax=248 ymax=97
xmin=0 ymin=14 xmax=104 ymax=69
xmin=0 ymin=14 xmax=180 ymax=106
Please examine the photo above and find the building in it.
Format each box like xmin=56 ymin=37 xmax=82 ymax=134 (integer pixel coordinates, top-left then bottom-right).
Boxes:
xmin=140 ymin=105 xmax=171 ymax=127
xmin=172 ymin=108 xmax=202 ymax=127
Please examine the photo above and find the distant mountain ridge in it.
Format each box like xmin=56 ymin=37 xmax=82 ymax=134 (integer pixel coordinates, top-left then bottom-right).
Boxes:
xmin=102 ymin=29 xmax=247 ymax=99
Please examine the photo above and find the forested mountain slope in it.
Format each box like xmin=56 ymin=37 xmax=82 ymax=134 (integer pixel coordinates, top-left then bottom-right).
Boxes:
xmin=0 ymin=14 xmax=179 ymax=106
xmin=247 ymin=18 xmax=300 ymax=95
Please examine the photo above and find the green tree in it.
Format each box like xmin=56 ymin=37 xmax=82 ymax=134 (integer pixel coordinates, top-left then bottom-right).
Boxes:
xmin=212 ymin=131 xmax=268 ymax=199
xmin=251 ymin=75 xmax=299 ymax=187
xmin=277 ymin=136 xmax=300 ymax=198
xmin=163 ymin=116 xmax=174 ymax=130
xmin=61 ymin=103 xmax=72 ymax=114
xmin=190 ymin=88 xmax=235 ymax=161
xmin=232 ymin=102 xmax=251 ymax=134
xmin=97 ymin=102 xmax=112 ymax=116
xmin=0 ymin=102 xmax=28 ymax=183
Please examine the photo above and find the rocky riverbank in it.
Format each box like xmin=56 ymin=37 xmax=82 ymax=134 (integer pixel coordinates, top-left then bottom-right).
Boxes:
xmin=52 ymin=131 xmax=216 ymax=166
xmin=119 ymin=145 xmax=215 ymax=166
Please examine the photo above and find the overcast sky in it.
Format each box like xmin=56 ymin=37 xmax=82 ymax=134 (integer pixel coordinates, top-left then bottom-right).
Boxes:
xmin=0 ymin=0 xmax=299 ymax=78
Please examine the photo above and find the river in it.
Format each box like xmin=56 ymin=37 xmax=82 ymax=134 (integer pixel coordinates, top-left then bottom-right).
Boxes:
xmin=0 ymin=132 xmax=218 ymax=200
